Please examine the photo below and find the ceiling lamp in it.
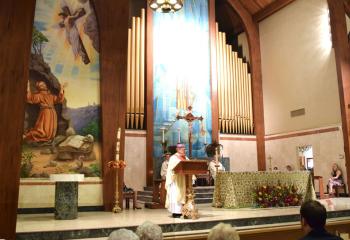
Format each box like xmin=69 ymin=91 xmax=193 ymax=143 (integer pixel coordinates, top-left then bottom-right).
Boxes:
xmin=149 ymin=0 xmax=184 ymax=13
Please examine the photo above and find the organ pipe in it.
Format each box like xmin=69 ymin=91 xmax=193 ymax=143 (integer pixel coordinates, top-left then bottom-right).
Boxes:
xmin=126 ymin=9 xmax=146 ymax=130
xmin=216 ymin=25 xmax=254 ymax=135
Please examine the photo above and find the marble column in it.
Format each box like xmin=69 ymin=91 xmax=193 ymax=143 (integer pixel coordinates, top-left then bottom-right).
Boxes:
xmin=55 ymin=182 xmax=79 ymax=220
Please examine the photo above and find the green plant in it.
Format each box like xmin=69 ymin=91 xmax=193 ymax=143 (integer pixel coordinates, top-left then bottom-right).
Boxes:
xmin=82 ymin=119 xmax=100 ymax=140
xmin=20 ymin=150 xmax=35 ymax=178
xmin=32 ymin=26 xmax=49 ymax=55
xmin=89 ymin=163 xmax=101 ymax=177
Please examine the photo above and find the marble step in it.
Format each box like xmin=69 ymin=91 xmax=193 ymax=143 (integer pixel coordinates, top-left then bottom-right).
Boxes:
xmin=193 ymin=187 xmax=214 ymax=193
xmin=137 ymin=186 xmax=215 ymax=204
xmin=141 ymin=186 xmax=214 ymax=193
xmin=138 ymin=194 xmax=213 ymax=203
xmin=137 ymin=190 xmax=153 ymax=196
xmin=194 ymin=198 xmax=213 ymax=204
xmin=137 ymin=190 xmax=213 ymax=197
xmin=143 ymin=186 xmax=153 ymax=191
xmin=137 ymin=195 xmax=153 ymax=202
xmin=138 ymin=188 xmax=214 ymax=195
xmin=194 ymin=192 xmax=214 ymax=199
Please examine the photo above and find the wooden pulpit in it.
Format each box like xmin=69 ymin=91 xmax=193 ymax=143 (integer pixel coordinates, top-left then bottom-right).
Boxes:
xmin=173 ymin=160 xmax=208 ymax=219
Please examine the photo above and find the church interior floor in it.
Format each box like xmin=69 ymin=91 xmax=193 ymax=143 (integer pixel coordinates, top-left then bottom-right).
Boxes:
xmin=16 ymin=198 xmax=350 ymax=240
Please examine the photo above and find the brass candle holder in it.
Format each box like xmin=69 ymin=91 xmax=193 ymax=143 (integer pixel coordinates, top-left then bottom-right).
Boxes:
xmin=107 ymin=127 xmax=126 ymax=213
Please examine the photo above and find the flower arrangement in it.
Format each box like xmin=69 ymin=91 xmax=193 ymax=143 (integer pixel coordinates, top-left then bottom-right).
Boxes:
xmin=107 ymin=160 xmax=126 ymax=169
xmin=254 ymin=182 xmax=302 ymax=208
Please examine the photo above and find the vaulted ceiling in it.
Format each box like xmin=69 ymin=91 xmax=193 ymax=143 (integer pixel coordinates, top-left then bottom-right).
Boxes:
xmin=239 ymin=0 xmax=278 ymax=15
xmin=216 ymin=0 xmax=295 ymax=36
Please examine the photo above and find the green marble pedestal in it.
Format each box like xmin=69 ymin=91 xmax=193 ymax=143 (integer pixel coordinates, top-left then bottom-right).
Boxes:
xmin=50 ymin=174 xmax=84 ymax=220
xmin=55 ymin=181 xmax=78 ymax=220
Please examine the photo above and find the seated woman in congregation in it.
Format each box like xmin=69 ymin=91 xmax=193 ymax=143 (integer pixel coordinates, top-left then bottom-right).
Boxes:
xmin=328 ymin=163 xmax=343 ymax=196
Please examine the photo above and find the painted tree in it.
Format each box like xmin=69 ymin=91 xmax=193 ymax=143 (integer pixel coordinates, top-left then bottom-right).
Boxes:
xmin=32 ymin=26 xmax=48 ymax=55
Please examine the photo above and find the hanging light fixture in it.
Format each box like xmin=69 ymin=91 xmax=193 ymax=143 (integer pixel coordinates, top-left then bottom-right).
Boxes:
xmin=149 ymin=0 xmax=184 ymax=13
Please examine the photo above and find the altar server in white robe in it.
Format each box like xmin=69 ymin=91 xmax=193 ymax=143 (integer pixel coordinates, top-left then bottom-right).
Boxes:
xmin=165 ymin=143 xmax=188 ymax=218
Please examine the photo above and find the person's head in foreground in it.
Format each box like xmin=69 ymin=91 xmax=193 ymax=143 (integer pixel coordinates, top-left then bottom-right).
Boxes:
xmin=136 ymin=221 xmax=163 ymax=240
xmin=207 ymin=223 xmax=240 ymax=240
xmin=300 ymin=200 xmax=342 ymax=239
xmin=300 ymin=200 xmax=327 ymax=232
xmin=108 ymin=229 xmax=139 ymax=240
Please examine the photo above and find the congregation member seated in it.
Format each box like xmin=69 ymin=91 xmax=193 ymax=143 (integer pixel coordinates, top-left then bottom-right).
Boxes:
xmin=108 ymin=229 xmax=139 ymax=240
xmin=208 ymin=159 xmax=225 ymax=184
xmin=328 ymin=163 xmax=343 ymax=196
xmin=300 ymin=200 xmax=343 ymax=240
xmin=136 ymin=221 xmax=163 ymax=240
xmin=208 ymin=223 xmax=240 ymax=240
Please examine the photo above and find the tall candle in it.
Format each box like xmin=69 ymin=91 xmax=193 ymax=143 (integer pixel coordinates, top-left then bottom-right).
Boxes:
xmin=162 ymin=128 xmax=165 ymax=143
xmin=204 ymin=131 xmax=207 ymax=144
xmin=117 ymin=127 xmax=121 ymax=140
xmin=177 ymin=128 xmax=181 ymax=143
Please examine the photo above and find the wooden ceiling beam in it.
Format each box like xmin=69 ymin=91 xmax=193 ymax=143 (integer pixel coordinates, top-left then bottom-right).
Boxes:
xmin=343 ymin=0 xmax=350 ymax=18
xmin=253 ymin=0 xmax=296 ymax=22
xmin=240 ymin=0 xmax=261 ymax=15
xmin=227 ymin=0 xmax=266 ymax=171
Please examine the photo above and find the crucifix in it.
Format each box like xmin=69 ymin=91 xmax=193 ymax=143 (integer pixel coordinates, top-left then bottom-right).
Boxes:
xmin=176 ymin=106 xmax=203 ymax=158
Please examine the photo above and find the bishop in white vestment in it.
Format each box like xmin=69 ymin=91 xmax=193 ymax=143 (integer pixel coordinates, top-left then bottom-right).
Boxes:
xmin=165 ymin=143 xmax=188 ymax=218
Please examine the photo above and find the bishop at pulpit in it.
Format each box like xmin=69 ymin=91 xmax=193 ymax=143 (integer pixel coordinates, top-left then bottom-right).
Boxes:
xmin=165 ymin=144 xmax=207 ymax=219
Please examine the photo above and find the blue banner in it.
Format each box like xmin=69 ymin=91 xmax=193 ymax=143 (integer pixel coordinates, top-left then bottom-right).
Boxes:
xmin=153 ymin=0 xmax=211 ymax=173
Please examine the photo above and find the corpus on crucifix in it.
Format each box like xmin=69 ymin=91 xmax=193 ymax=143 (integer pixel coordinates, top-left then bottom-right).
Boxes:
xmin=176 ymin=106 xmax=203 ymax=158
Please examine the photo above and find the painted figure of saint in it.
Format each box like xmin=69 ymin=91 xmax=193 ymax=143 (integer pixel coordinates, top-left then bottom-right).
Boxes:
xmin=24 ymin=81 xmax=66 ymax=143
xmin=59 ymin=4 xmax=90 ymax=64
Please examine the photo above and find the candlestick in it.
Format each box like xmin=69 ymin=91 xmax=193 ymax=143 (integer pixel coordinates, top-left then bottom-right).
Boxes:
xmin=161 ymin=128 xmax=165 ymax=143
xmin=268 ymin=155 xmax=272 ymax=171
xmin=117 ymin=127 xmax=121 ymax=140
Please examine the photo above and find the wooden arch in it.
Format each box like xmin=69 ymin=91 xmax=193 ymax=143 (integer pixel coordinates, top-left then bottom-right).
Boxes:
xmin=0 ymin=1 xmax=130 ymax=239
xmin=224 ymin=0 xmax=266 ymax=170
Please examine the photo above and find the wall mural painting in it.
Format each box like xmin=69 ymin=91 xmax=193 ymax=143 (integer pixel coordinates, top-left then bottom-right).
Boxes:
xmin=153 ymin=0 xmax=212 ymax=176
xmin=21 ymin=0 xmax=101 ymax=179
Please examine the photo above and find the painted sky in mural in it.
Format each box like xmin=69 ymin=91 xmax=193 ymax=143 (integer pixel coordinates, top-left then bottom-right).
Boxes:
xmin=34 ymin=0 xmax=100 ymax=108
xmin=153 ymin=0 xmax=212 ymax=167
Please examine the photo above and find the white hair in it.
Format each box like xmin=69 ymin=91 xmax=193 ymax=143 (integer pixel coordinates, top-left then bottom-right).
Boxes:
xmin=136 ymin=221 xmax=163 ymax=240
xmin=108 ymin=229 xmax=139 ymax=240
xmin=207 ymin=223 xmax=240 ymax=240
